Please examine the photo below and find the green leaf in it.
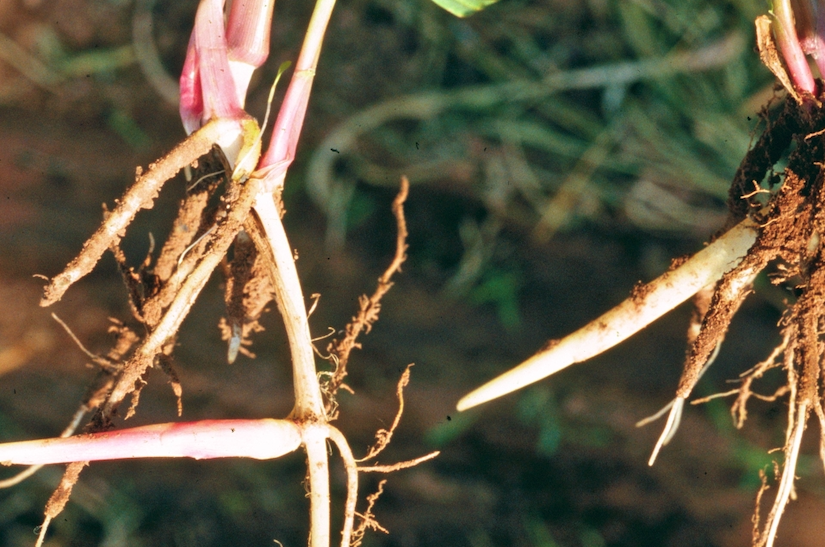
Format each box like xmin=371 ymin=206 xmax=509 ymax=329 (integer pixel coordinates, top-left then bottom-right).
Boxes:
xmin=430 ymin=0 xmax=500 ymax=18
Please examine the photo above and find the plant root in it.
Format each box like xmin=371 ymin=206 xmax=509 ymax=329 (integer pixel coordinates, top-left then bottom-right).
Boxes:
xmin=458 ymin=88 xmax=825 ymax=547
xmin=32 ymin=118 xmax=263 ymax=535
xmin=457 ymin=216 xmax=759 ymax=411
xmin=357 ymin=364 xmax=412 ymax=462
xmin=350 ymin=480 xmax=389 ymax=547
xmin=327 ymin=426 xmax=358 ymax=547
xmin=325 ymin=177 xmax=409 ymax=404
xmin=40 ymin=119 xmax=236 ymax=306
xmin=219 ymin=228 xmax=274 ymax=363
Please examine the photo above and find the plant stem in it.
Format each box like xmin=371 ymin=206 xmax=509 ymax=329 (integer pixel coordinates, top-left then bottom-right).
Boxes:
xmin=252 ymin=189 xmax=324 ymax=419
xmin=0 ymin=420 xmax=301 ymax=465
xmin=303 ymin=424 xmax=332 ymax=547
xmin=328 ymin=426 xmax=358 ymax=547
xmin=260 ymin=0 xmax=336 ymax=171
xmin=243 ymin=0 xmax=338 ymax=543
xmin=771 ymin=0 xmax=816 ymax=94
xmin=252 ymin=188 xmax=332 ymax=547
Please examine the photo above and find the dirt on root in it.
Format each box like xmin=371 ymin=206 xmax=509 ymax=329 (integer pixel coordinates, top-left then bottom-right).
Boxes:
xmin=1 ymin=2 xmax=825 ymax=547
xmin=670 ymin=95 xmax=825 ymax=545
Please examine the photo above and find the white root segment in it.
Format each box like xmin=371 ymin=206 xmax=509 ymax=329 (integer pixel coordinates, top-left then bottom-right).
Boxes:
xmin=0 ymin=419 xmax=302 ymax=465
xmin=302 ymin=424 xmax=332 ymax=547
xmin=327 ymin=425 xmax=358 ymax=547
xmin=457 ymin=218 xmax=759 ymax=411
xmin=645 ymin=397 xmax=684 ymax=466
xmin=642 ymin=342 xmax=721 ymax=466
xmin=762 ymin=401 xmax=808 ymax=547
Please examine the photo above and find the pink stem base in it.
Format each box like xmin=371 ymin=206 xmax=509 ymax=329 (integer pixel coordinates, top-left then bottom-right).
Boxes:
xmin=0 ymin=419 xmax=302 ymax=466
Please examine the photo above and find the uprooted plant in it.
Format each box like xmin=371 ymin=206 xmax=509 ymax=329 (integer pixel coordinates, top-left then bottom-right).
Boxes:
xmin=0 ymin=0 xmax=466 ymax=545
xmin=459 ymin=2 xmax=825 ymax=546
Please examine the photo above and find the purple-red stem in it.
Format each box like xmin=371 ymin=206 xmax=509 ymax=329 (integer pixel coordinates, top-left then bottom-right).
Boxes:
xmin=0 ymin=420 xmax=301 ymax=466
xmin=774 ymin=0 xmax=817 ymax=94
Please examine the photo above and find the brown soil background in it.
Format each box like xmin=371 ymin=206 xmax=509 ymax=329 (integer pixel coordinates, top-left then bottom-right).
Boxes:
xmin=0 ymin=1 xmax=824 ymax=546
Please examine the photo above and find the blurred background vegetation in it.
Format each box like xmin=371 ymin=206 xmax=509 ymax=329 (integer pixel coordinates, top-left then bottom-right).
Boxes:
xmin=0 ymin=0 xmax=821 ymax=546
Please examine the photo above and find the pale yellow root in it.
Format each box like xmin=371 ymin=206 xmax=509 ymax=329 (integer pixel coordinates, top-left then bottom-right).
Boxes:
xmin=457 ymin=218 xmax=758 ymax=411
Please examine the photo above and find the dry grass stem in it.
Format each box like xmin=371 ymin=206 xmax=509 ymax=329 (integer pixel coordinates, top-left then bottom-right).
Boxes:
xmin=308 ymin=35 xmax=743 ymax=245
xmin=754 ymin=15 xmax=800 ymax=103
xmin=132 ymin=0 xmax=179 ymax=106
xmin=533 ymin=124 xmax=616 ymax=242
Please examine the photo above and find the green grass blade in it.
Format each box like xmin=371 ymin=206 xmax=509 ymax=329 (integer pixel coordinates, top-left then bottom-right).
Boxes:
xmin=430 ymin=0 xmax=499 ymax=18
